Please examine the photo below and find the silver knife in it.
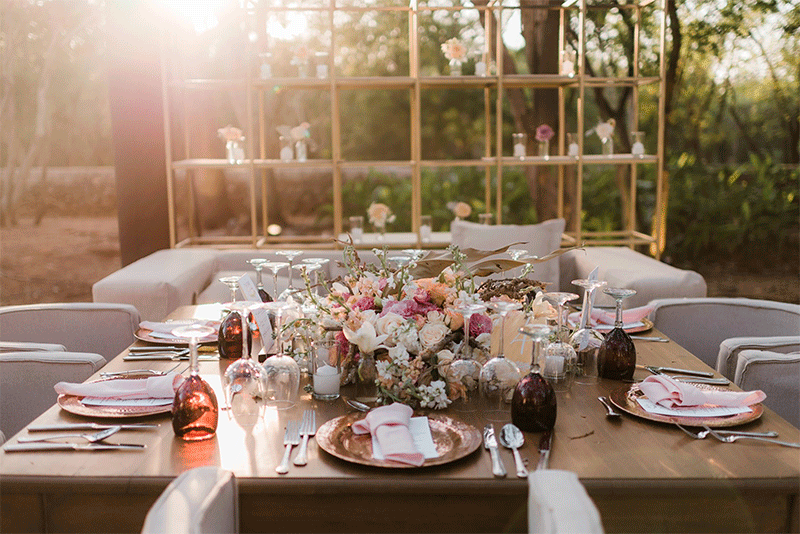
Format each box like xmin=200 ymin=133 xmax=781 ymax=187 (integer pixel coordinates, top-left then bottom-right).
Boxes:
xmin=482 ymin=424 xmax=506 ymax=478
xmin=28 ymin=423 xmax=159 ymax=432
xmin=4 ymin=443 xmax=146 ymax=452
xmin=536 ymin=431 xmax=552 ymax=470
xmin=129 ymin=346 xmax=185 ymax=352
xmin=645 ymin=365 xmax=714 ymax=378
xmin=123 ymin=353 xmax=218 ymax=361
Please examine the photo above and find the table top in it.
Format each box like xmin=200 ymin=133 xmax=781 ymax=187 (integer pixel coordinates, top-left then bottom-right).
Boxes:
xmin=2 ymin=307 xmax=799 ymax=493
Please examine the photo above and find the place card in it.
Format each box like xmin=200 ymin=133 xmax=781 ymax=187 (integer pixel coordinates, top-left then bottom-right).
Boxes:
xmin=235 ymin=275 xmax=274 ymax=352
xmin=371 ymin=417 xmax=438 ymax=460
xmin=81 ymin=397 xmax=174 ymax=407
xmin=636 ymin=397 xmax=752 ymax=418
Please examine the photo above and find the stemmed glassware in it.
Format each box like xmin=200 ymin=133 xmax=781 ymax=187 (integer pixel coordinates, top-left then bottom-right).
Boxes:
xmin=598 ymin=288 xmax=637 ymax=380
xmin=219 ymin=276 xmax=240 ymax=308
xmin=449 ymin=302 xmax=487 ymax=412
xmin=302 ymin=258 xmax=329 ymax=293
xmin=171 ymin=324 xmax=218 ymax=441
xmin=542 ymin=292 xmax=579 ymax=392
xmin=260 ymin=301 xmax=300 ymax=409
xmin=569 ymin=279 xmax=607 ymax=384
xmin=513 ymin=324 xmax=557 ymax=432
xmin=480 ymin=300 xmax=523 ymax=422
xmin=246 ymin=258 xmax=273 ymax=302
xmin=263 ymin=261 xmax=289 ymax=301
xmin=221 ymin=302 xmax=263 ymax=427
xmin=275 ymin=250 xmax=303 ymax=300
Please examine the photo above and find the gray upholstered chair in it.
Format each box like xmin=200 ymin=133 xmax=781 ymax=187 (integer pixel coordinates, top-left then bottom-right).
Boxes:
xmin=0 ymin=351 xmax=106 ymax=438
xmin=0 ymin=341 xmax=66 ymax=353
xmin=0 ymin=303 xmax=140 ymax=361
xmin=647 ymin=298 xmax=800 ymax=370
xmin=734 ymin=349 xmax=800 ymax=428
xmin=141 ymin=466 xmax=238 ymax=534
xmin=528 ymin=470 xmax=604 ymax=534
xmin=717 ymin=335 xmax=800 ymax=380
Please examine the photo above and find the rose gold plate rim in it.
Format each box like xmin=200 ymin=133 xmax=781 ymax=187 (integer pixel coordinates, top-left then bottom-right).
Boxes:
xmin=134 ymin=328 xmax=217 ymax=345
xmin=316 ymin=412 xmax=482 ymax=468
xmin=608 ymin=383 xmax=763 ymax=428
xmin=57 ymin=374 xmax=172 ymax=419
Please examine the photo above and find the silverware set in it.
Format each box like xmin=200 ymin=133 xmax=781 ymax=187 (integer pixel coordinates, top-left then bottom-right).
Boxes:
xmin=276 ymin=410 xmax=317 ymax=474
xmin=676 ymin=424 xmax=799 ymax=448
xmin=4 ymin=423 xmax=157 ymax=453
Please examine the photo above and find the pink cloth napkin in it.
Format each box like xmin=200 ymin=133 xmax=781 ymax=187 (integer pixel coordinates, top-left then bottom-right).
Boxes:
xmin=569 ymin=304 xmax=654 ymax=327
xmin=638 ymin=375 xmax=766 ymax=408
xmin=54 ymin=373 xmax=184 ymax=399
xmin=351 ymin=403 xmax=424 ymax=466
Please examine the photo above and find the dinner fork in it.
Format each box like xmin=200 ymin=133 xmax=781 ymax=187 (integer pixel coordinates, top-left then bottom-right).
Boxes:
xmin=293 ymin=410 xmax=316 ymax=466
xmin=18 ymin=426 xmax=122 ymax=444
xmin=702 ymin=425 xmax=800 ymax=448
xmin=276 ymin=420 xmax=301 ymax=474
xmin=675 ymin=424 xmax=778 ymax=440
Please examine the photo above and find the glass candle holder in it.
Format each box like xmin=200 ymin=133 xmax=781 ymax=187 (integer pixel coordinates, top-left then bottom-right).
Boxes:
xmin=279 ymin=136 xmax=293 ymax=162
xmin=315 ymin=51 xmax=329 ymax=78
xmin=538 ymin=139 xmax=550 ymax=160
xmin=419 ymin=215 xmax=432 ymax=243
xmin=631 ymin=132 xmax=645 ymax=157
xmin=349 ymin=215 xmax=364 ymax=243
xmin=567 ymin=133 xmax=579 ymax=157
xmin=226 ymin=139 xmax=245 ymax=164
xmin=312 ymin=331 xmax=341 ymax=401
xmin=512 ymin=133 xmax=527 ymax=158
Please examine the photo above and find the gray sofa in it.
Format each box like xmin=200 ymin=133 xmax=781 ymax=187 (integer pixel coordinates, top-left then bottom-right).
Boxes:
xmin=93 ymin=246 xmax=707 ymax=322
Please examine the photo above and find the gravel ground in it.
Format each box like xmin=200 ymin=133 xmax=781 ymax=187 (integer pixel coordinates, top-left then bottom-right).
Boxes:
xmin=1 ymin=215 xmax=797 ymax=306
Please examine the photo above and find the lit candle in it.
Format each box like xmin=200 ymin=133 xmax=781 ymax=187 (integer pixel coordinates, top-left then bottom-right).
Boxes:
xmin=314 ymin=365 xmax=341 ymax=396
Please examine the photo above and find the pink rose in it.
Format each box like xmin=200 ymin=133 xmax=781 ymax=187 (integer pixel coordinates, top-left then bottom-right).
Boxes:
xmin=535 ymin=124 xmax=554 ymax=142
xmin=353 ymin=296 xmax=376 ymax=311
xmin=470 ymin=313 xmax=493 ymax=337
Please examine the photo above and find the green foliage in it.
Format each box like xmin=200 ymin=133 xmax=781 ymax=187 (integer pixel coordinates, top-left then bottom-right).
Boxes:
xmin=665 ymin=154 xmax=799 ymax=270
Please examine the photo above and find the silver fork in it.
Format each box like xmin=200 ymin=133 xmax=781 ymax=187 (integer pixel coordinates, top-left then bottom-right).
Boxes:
xmin=675 ymin=424 xmax=778 ymax=440
xmin=293 ymin=410 xmax=316 ymax=466
xmin=276 ymin=421 xmax=300 ymax=474
xmin=703 ymin=425 xmax=800 ymax=448
xmin=18 ymin=426 xmax=122 ymax=444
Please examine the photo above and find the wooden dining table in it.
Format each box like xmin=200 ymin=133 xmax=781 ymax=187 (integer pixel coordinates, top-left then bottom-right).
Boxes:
xmin=1 ymin=305 xmax=798 ymax=534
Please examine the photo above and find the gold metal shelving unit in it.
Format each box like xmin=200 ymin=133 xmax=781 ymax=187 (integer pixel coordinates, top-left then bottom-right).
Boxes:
xmin=161 ymin=0 xmax=667 ymax=255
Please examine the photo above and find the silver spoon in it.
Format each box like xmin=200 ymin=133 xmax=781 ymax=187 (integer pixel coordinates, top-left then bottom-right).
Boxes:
xmin=499 ymin=424 xmax=528 ymax=478
xmin=18 ymin=426 xmax=122 ymax=444
xmin=345 ymin=398 xmax=370 ymax=412
xmin=598 ymin=396 xmax=621 ymax=418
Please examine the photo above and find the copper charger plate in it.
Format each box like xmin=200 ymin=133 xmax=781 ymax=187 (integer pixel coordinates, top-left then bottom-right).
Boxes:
xmin=608 ymin=383 xmax=763 ymax=428
xmin=57 ymin=374 xmax=173 ymax=419
xmin=134 ymin=327 xmax=217 ymax=345
xmin=316 ymin=412 xmax=482 ymax=468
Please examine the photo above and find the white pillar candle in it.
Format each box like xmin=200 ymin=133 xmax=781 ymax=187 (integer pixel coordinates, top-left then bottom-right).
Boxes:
xmin=313 ymin=365 xmax=341 ymax=396
xmin=513 ymin=143 xmax=526 ymax=158
xmin=632 ymin=141 xmax=645 ymax=156
xmin=568 ymin=142 xmax=579 ymax=156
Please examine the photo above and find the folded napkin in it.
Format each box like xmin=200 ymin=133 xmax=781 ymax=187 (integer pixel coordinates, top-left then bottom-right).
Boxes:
xmin=55 ymin=373 xmax=184 ymax=400
xmin=139 ymin=320 xmax=220 ymax=335
xmin=638 ymin=375 xmax=766 ymax=408
xmin=351 ymin=403 xmax=425 ymax=466
xmin=569 ymin=304 xmax=654 ymax=327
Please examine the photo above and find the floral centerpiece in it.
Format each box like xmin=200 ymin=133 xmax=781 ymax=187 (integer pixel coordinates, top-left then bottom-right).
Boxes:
xmin=367 ymin=202 xmax=395 ymax=237
xmin=293 ymin=243 xmax=572 ymax=410
xmin=218 ymin=125 xmax=245 ymax=164
xmin=441 ymin=37 xmax=468 ymax=76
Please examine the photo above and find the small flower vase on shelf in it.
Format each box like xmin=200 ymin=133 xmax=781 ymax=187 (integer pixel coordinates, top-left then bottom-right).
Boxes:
xmin=355 ymin=352 xmax=379 ymax=403
xmin=375 ymin=224 xmax=386 ymax=241
xmin=279 ymin=136 xmax=293 ymax=162
xmin=226 ymin=139 xmax=245 ymax=164
xmin=295 ymin=138 xmax=308 ymax=162
xmin=449 ymin=58 xmax=463 ymax=76
xmin=631 ymin=132 xmax=645 ymax=158
xmin=537 ymin=139 xmax=549 ymax=160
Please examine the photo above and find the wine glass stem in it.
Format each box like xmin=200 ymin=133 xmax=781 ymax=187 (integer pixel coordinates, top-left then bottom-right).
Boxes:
xmin=255 ymin=269 xmax=263 ymax=289
xmin=275 ymin=311 xmax=283 ymax=354
xmin=287 ymin=261 xmax=294 ymax=289
xmin=615 ymin=297 xmax=623 ymax=328
xmin=188 ymin=338 xmax=199 ymax=375
xmin=498 ymin=312 xmax=506 ymax=359
xmin=230 ymin=287 xmax=236 ymax=303
xmin=462 ymin=315 xmax=471 ymax=358
xmin=557 ymin=303 xmax=565 ymax=342
xmin=240 ymin=310 xmax=249 ymax=360
xmin=272 ymin=271 xmax=279 ymax=298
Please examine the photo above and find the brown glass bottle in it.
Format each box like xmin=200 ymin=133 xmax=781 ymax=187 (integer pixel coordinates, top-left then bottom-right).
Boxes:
xmin=513 ymin=324 xmax=557 ymax=432
xmin=598 ymin=327 xmax=636 ymax=380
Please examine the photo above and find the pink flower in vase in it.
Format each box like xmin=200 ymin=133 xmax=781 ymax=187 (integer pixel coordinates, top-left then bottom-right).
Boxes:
xmin=535 ymin=124 xmax=554 ymax=143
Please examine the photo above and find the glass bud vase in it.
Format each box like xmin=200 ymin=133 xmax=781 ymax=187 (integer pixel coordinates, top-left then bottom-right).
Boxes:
xmin=355 ymin=351 xmax=379 ymax=403
xmin=295 ymin=138 xmax=308 ymax=162
xmin=538 ymin=139 xmax=549 ymax=160
xmin=449 ymin=58 xmax=463 ymax=76
xmin=226 ymin=139 xmax=245 ymax=164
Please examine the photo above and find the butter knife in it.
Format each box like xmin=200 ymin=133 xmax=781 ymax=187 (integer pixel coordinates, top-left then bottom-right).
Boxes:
xmin=124 ymin=353 xmax=218 ymax=361
xmin=536 ymin=431 xmax=552 ymax=470
xmin=482 ymin=424 xmax=506 ymax=478
xmin=643 ymin=365 xmax=714 ymax=378
xmin=4 ymin=443 xmax=146 ymax=452
xmin=28 ymin=423 xmax=159 ymax=432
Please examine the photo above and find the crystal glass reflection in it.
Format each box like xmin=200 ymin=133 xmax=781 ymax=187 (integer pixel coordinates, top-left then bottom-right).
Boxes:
xmin=542 ymin=292 xmax=579 ymax=392
xmin=513 ymin=324 xmax=557 ymax=432
xmin=449 ymin=303 xmax=487 ymax=412
xmin=598 ymin=288 xmax=637 ymax=381
xmin=569 ymin=279 xmax=607 ymax=385
xmin=480 ymin=301 xmax=523 ymax=422
xmin=275 ymin=250 xmax=303 ymax=300
xmin=171 ymin=325 xmax=218 ymax=441
xmin=221 ymin=303 xmax=263 ymax=426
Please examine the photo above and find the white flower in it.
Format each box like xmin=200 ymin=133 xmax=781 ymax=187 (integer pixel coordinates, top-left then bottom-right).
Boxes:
xmin=426 ymin=310 xmax=446 ymax=326
xmin=475 ymin=332 xmax=492 ymax=349
xmin=376 ymin=312 xmax=406 ymax=339
xmin=343 ymin=320 xmax=387 ymax=355
xmin=217 ymin=125 xmax=243 ymax=141
xmin=367 ymin=202 xmax=395 ymax=227
xmin=419 ymin=322 xmax=449 ymax=349
xmin=420 ymin=380 xmax=451 ymax=409
xmin=441 ymin=38 xmax=467 ymax=61
xmin=396 ymin=325 xmax=421 ymax=354
xmin=437 ymin=349 xmax=454 ymax=363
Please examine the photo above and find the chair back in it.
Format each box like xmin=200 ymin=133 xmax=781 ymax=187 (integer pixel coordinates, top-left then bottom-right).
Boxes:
xmin=0 ymin=303 xmax=140 ymax=361
xmin=528 ymin=470 xmax=604 ymax=534
xmin=648 ymin=298 xmax=800 ymax=369
xmin=142 ymin=467 xmax=238 ymax=534
xmin=0 ymin=351 xmax=106 ymax=437
xmin=735 ymin=349 xmax=800 ymax=428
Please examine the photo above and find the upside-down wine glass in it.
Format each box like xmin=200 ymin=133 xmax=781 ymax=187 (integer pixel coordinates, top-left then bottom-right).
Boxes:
xmin=598 ymin=288 xmax=637 ymax=381
xmin=513 ymin=324 xmax=557 ymax=432
xmin=221 ymin=302 xmax=263 ymax=427
xmin=263 ymin=261 xmax=289 ymax=302
xmin=260 ymin=301 xmax=300 ymax=409
xmin=449 ymin=302 xmax=487 ymax=412
xmin=569 ymin=279 xmax=607 ymax=385
xmin=293 ymin=263 xmax=321 ymax=296
xmin=275 ymin=250 xmax=303 ymax=300
xmin=302 ymin=257 xmax=329 ymax=293
xmin=542 ymin=292 xmax=579 ymax=392
xmin=219 ymin=276 xmax=240 ymax=307
xmin=247 ymin=258 xmax=273 ymax=302
xmin=218 ymin=285 xmax=252 ymax=360
xmin=480 ymin=300 xmax=523 ymax=422
xmin=171 ymin=324 xmax=218 ymax=441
